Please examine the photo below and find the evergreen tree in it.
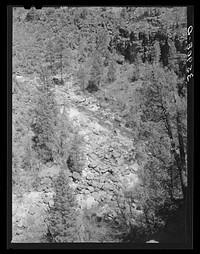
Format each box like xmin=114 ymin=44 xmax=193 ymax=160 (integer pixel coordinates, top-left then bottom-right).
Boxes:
xmin=168 ymin=40 xmax=178 ymax=72
xmin=89 ymin=50 xmax=104 ymax=91
xmin=77 ymin=64 xmax=87 ymax=92
xmin=67 ymin=133 xmax=84 ymax=174
xmin=95 ymin=27 xmax=110 ymax=58
xmin=107 ymin=59 xmax=116 ymax=83
xmin=47 ymin=169 xmax=79 ymax=242
xmin=151 ymin=41 xmax=161 ymax=64
xmin=137 ymin=64 xmax=187 ymax=200
xmin=56 ymin=98 xmax=74 ymax=165
xmin=44 ymin=39 xmax=56 ymax=75
xmin=31 ymin=70 xmax=59 ymax=163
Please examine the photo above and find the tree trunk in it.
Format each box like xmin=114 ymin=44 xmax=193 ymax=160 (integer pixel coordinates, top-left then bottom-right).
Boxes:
xmin=161 ymin=100 xmax=186 ymax=200
xmin=176 ymin=112 xmax=187 ymax=180
xmin=176 ymin=112 xmax=187 ymax=198
xmin=60 ymin=53 xmax=63 ymax=81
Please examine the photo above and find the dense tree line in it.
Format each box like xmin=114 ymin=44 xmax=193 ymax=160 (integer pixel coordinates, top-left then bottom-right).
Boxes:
xmin=12 ymin=6 xmax=188 ymax=243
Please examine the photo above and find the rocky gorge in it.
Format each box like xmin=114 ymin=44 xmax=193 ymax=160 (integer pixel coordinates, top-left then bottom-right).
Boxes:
xmin=12 ymin=77 xmax=143 ymax=243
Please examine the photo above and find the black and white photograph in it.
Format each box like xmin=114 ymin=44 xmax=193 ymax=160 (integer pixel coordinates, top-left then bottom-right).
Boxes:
xmin=9 ymin=6 xmax=193 ymax=248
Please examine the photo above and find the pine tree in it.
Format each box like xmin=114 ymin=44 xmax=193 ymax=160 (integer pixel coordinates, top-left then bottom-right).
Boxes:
xmin=107 ymin=59 xmax=116 ymax=83
xmin=56 ymin=99 xmax=74 ymax=165
xmin=44 ymin=39 xmax=56 ymax=76
xmin=151 ymin=41 xmax=161 ymax=64
xmin=77 ymin=65 xmax=87 ymax=92
xmin=137 ymin=64 xmax=187 ymax=201
xmin=47 ymin=169 xmax=79 ymax=242
xmin=89 ymin=50 xmax=104 ymax=91
xmin=67 ymin=133 xmax=84 ymax=174
xmin=31 ymin=70 xmax=59 ymax=163
xmin=168 ymin=40 xmax=178 ymax=72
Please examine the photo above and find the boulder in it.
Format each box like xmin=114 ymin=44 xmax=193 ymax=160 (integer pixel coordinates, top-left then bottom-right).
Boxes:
xmin=112 ymin=151 xmax=121 ymax=159
xmin=14 ymin=215 xmax=21 ymax=223
xmin=90 ymin=153 xmax=99 ymax=161
xmin=101 ymin=173 xmax=111 ymax=182
xmin=87 ymin=186 xmax=94 ymax=193
xmin=36 ymin=198 xmax=43 ymax=208
xmin=93 ymin=129 xmax=99 ymax=135
xmin=83 ymin=196 xmax=97 ymax=209
xmin=99 ymin=102 xmax=108 ymax=109
xmin=92 ymin=192 xmax=100 ymax=201
xmin=48 ymin=200 xmax=54 ymax=208
xmin=52 ymin=77 xmax=64 ymax=86
xmin=110 ymin=142 xmax=118 ymax=148
xmin=28 ymin=206 xmax=36 ymax=215
xmin=44 ymin=187 xmax=51 ymax=193
xmin=99 ymin=177 xmax=106 ymax=183
xmin=65 ymin=170 xmax=73 ymax=177
xmin=97 ymin=182 xmax=103 ymax=189
xmin=114 ymin=128 xmax=120 ymax=134
xmin=12 ymin=204 xmax=18 ymax=216
xmin=17 ymin=219 xmax=28 ymax=229
xmin=86 ymin=172 xmax=94 ymax=180
xmin=72 ymin=171 xmax=81 ymax=180
xmin=109 ymin=147 xmax=114 ymax=152
xmin=33 ymin=211 xmax=41 ymax=219
xmin=99 ymin=164 xmax=109 ymax=173
xmin=104 ymin=194 xmax=112 ymax=202
xmin=88 ymin=160 xmax=98 ymax=168
xmin=102 ymin=182 xmax=111 ymax=190
xmin=86 ymin=179 xmax=92 ymax=185
xmin=80 ymin=189 xmax=86 ymax=194
xmin=99 ymin=196 xmax=105 ymax=202
xmin=104 ymin=120 xmax=113 ymax=127
xmin=93 ymin=179 xmax=101 ymax=186
xmin=76 ymin=184 xmax=83 ymax=191
xmin=117 ymin=157 xmax=124 ymax=166
xmin=42 ymin=185 xmax=48 ymax=191
xmin=47 ymin=174 xmax=53 ymax=180
xmin=99 ymin=190 xmax=106 ymax=197
xmin=114 ymin=115 xmax=123 ymax=123
xmin=109 ymin=174 xmax=118 ymax=183
xmin=37 ymin=185 xmax=43 ymax=192
xmin=111 ymin=195 xmax=117 ymax=201
xmin=43 ymin=195 xmax=51 ymax=204
xmin=104 ymin=153 xmax=111 ymax=159
xmin=84 ymin=189 xmax=90 ymax=195
xmin=27 ymin=214 xmax=35 ymax=226
xmin=88 ymin=105 xmax=99 ymax=112
xmin=108 ymin=184 xmax=114 ymax=191
xmin=131 ymin=163 xmax=139 ymax=172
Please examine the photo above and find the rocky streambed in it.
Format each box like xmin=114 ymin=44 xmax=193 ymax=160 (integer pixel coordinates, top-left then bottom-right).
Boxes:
xmin=12 ymin=81 xmax=141 ymax=242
